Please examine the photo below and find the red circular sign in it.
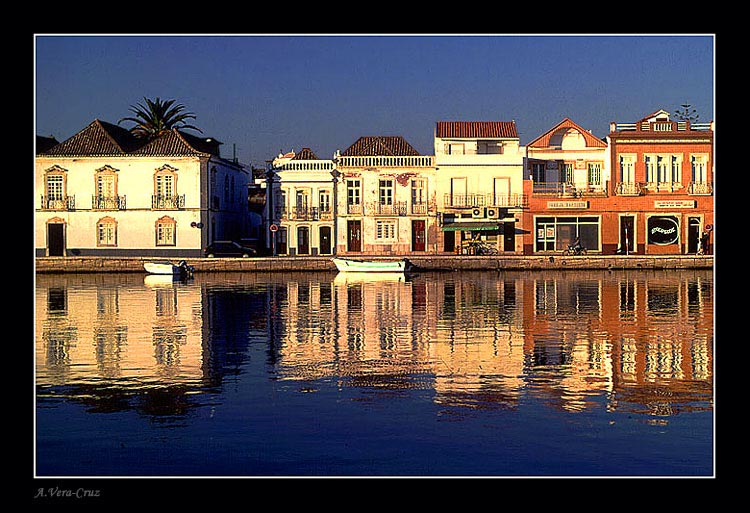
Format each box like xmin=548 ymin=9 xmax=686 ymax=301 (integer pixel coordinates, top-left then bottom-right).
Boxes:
xmin=269 ymin=224 xmax=278 ymax=232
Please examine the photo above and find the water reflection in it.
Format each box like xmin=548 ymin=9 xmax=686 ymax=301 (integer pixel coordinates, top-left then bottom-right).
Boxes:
xmin=35 ymin=269 xmax=713 ymax=420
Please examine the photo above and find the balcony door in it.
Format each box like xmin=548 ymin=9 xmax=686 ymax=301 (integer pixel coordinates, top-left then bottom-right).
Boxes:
xmin=347 ymin=220 xmax=361 ymax=252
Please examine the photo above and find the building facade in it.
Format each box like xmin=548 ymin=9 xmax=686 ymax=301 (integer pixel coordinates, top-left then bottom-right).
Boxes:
xmin=522 ymin=118 xmax=611 ymax=254
xmin=35 ymin=119 xmax=250 ymax=257
xmin=521 ymin=111 xmax=714 ymax=255
xmin=433 ymin=121 xmax=526 ymax=255
xmin=607 ymin=110 xmax=714 ymax=255
xmin=334 ymin=136 xmax=437 ymax=255
xmin=266 ymin=148 xmax=337 ymax=256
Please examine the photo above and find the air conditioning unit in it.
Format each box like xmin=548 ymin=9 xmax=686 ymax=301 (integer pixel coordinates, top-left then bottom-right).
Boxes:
xmin=472 ymin=207 xmax=486 ymax=218
xmin=486 ymin=208 xmax=500 ymax=219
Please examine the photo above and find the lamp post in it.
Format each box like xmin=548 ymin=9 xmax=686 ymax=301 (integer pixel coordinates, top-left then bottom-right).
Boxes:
xmin=265 ymin=167 xmax=276 ymax=256
xmin=330 ymin=168 xmax=341 ymax=255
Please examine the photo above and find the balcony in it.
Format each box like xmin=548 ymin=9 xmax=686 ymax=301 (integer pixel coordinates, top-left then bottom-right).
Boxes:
xmin=41 ymin=195 xmax=75 ymax=210
xmin=370 ymin=201 xmax=407 ymax=216
xmin=278 ymin=206 xmax=333 ymax=221
xmin=532 ymin=182 xmax=607 ymax=198
xmin=152 ymin=194 xmax=185 ymax=210
xmin=444 ymin=193 xmax=527 ymax=209
xmin=615 ymin=182 xmax=643 ymax=196
xmin=92 ymin=195 xmax=126 ymax=210
xmin=688 ymin=182 xmax=713 ymax=195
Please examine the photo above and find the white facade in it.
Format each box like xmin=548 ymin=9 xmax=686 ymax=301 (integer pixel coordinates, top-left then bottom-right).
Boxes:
xmin=266 ymin=149 xmax=336 ymax=256
xmin=35 ymin=120 xmax=249 ymax=257
xmin=433 ymin=121 xmax=526 ymax=254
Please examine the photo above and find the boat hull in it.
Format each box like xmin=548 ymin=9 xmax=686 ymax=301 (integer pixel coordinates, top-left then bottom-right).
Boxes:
xmin=144 ymin=261 xmax=194 ymax=277
xmin=332 ymin=257 xmax=407 ymax=273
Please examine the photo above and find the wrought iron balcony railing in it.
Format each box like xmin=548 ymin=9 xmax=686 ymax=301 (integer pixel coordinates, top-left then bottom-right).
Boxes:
xmin=688 ymin=182 xmax=713 ymax=195
xmin=443 ymin=193 xmax=527 ymax=209
xmin=92 ymin=195 xmax=126 ymax=210
xmin=41 ymin=195 xmax=75 ymax=210
xmin=277 ymin=206 xmax=333 ymax=221
xmin=615 ymin=182 xmax=643 ymax=196
xmin=152 ymin=194 xmax=185 ymax=210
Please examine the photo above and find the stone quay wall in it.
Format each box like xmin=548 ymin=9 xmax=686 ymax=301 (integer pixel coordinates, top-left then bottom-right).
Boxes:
xmin=36 ymin=255 xmax=714 ymax=273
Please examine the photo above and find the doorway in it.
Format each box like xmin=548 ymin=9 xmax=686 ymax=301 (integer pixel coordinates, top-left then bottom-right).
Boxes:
xmin=619 ymin=215 xmax=635 ymax=254
xmin=347 ymin=220 xmax=361 ymax=252
xmin=319 ymin=226 xmax=332 ymax=255
xmin=503 ymin=221 xmax=515 ymax=251
xmin=297 ymin=226 xmax=310 ymax=255
xmin=687 ymin=217 xmax=701 ymax=254
xmin=47 ymin=223 xmax=65 ymax=256
xmin=412 ymin=220 xmax=426 ymax=251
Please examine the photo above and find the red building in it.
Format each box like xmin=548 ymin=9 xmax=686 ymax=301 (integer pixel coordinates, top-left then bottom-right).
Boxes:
xmin=522 ymin=110 xmax=714 ymax=255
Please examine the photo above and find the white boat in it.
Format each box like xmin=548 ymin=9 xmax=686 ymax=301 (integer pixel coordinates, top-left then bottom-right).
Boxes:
xmin=332 ymin=257 xmax=408 ymax=273
xmin=143 ymin=260 xmax=194 ymax=277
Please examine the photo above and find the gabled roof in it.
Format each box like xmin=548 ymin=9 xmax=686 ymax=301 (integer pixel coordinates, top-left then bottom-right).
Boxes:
xmin=527 ymin=118 xmax=607 ymax=148
xmin=41 ymin=119 xmax=139 ymax=156
xmin=342 ymin=136 xmax=420 ymax=156
xmin=292 ymin=148 xmax=320 ymax=160
xmin=436 ymin=121 xmax=518 ymax=139
xmin=39 ymin=119 xmax=221 ymax=157
xmin=639 ymin=109 xmax=671 ymax=123
xmin=132 ymin=130 xmax=221 ymax=156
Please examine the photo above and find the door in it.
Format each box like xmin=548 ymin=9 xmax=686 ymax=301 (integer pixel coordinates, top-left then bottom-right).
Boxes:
xmin=687 ymin=217 xmax=701 ymax=254
xmin=493 ymin=177 xmax=510 ymax=207
xmin=347 ymin=220 xmax=361 ymax=252
xmin=503 ymin=221 xmax=515 ymax=252
xmin=319 ymin=226 xmax=332 ymax=255
xmin=451 ymin=177 xmax=467 ymax=207
xmin=47 ymin=223 xmax=64 ymax=256
xmin=412 ymin=220 xmax=426 ymax=251
xmin=297 ymin=226 xmax=310 ymax=255
xmin=620 ymin=216 xmax=635 ymax=254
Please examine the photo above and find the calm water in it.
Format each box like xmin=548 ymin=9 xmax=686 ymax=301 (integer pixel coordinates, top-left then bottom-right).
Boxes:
xmin=34 ymin=269 xmax=714 ymax=477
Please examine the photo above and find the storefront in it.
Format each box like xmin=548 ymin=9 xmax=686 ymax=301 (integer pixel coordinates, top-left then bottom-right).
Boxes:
xmin=534 ymin=215 xmax=600 ymax=253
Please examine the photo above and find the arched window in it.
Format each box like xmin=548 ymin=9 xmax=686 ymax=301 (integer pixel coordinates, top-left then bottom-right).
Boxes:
xmin=155 ymin=216 xmax=177 ymax=246
xmin=97 ymin=216 xmax=117 ymax=246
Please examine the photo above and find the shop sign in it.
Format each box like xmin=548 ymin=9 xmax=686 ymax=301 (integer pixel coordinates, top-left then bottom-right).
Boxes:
xmin=548 ymin=200 xmax=588 ymax=209
xmin=648 ymin=216 xmax=679 ymax=245
xmin=655 ymin=200 xmax=696 ymax=209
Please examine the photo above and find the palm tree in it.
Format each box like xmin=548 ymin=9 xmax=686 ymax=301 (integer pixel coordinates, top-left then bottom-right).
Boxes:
xmin=119 ymin=97 xmax=203 ymax=139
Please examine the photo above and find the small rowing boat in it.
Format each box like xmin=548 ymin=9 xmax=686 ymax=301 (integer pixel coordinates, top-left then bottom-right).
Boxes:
xmin=143 ymin=260 xmax=195 ymax=278
xmin=332 ymin=257 xmax=408 ymax=273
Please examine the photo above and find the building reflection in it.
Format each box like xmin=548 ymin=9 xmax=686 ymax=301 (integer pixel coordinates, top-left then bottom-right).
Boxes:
xmin=35 ymin=269 xmax=713 ymax=418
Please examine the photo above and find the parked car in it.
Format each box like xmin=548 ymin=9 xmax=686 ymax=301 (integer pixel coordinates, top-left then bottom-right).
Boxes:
xmin=203 ymin=241 xmax=257 ymax=258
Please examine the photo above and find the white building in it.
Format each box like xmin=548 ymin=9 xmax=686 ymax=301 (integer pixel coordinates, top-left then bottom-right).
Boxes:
xmin=334 ymin=136 xmax=437 ymax=255
xmin=35 ymin=119 xmax=250 ymax=257
xmin=266 ymin=148 xmax=336 ymax=255
xmin=433 ymin=121 xmax=526 ymax=254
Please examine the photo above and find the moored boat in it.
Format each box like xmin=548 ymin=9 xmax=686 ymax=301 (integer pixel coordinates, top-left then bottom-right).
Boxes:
xmin=143 ymin=260 xmax=195 ymax=278
xmin=332 ymin=257 xmax=408 ymax=273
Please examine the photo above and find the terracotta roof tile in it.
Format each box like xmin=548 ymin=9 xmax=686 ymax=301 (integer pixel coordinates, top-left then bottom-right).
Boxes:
xmin=39 ymin=119 xmax=221 ymax=157
xmin=341 ymin=136 xmax=420 ymax=156
xmin=436 ymin=121 xmax=518 ymax=139
xmin=292 ymin=148 xmax=320 ymax=160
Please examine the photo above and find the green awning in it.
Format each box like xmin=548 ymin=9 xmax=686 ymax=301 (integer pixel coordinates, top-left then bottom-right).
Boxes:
xmin=442 ymin=222 xmax=501 ymax=232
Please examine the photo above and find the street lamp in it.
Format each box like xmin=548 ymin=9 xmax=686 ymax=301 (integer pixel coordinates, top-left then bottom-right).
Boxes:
xmin=330 ymin=168 xmax=341 ymax=255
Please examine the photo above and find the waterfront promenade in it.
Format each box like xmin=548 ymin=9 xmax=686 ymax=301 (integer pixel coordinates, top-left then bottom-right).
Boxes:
xmin=35 ymin=254 xmax=713 ymax=273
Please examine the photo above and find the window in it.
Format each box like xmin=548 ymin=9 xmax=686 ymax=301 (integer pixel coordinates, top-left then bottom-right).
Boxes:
xmin=156 ymin=216 xmax=176 ymax=246
xmin=535 ymin=216 xmax=600 ymax=252
xmin=43 ymin=166 xmax=68 ymax=209
xmin=347 ymin=179 xmax=361 ymax=205
xmin=411 ymin=179 xmax=426 ymax=212
xmin=619 ymin=155 xmax=635 ymax=183
xmin=587 ymin=163 xmax=602 ymax=186
xmin=319 ymin=190 xmax=331 ymax=213
xmin=379 ymin=179 xmax=394 ymax=205
xmin=154 ymin=165 xmax=180 ymax=209
xmin=47 ymin=175 xmax=64 ymax=201
xmin=560 ymin=163 xmax=574 ymax=184
xmin=646 ymin=154 xmax=682 ymax=185
xmin=531 ymin=163 xmax=546 ymax=182
xmin=376 ymin=220 xmax=397 ymax=240
xmin=692 ymin=155 xmax=707 ymax=182
xmin=97 ymin=217 xmax=117 ymax=246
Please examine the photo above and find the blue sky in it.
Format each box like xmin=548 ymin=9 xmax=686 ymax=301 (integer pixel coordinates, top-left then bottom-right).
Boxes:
xmin=34 ymin=34 xmax=714 ymax=168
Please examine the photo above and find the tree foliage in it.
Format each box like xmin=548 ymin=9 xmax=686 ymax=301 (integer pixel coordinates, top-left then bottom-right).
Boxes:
xmin=119 ymin=97 xmax=203 ymax=139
